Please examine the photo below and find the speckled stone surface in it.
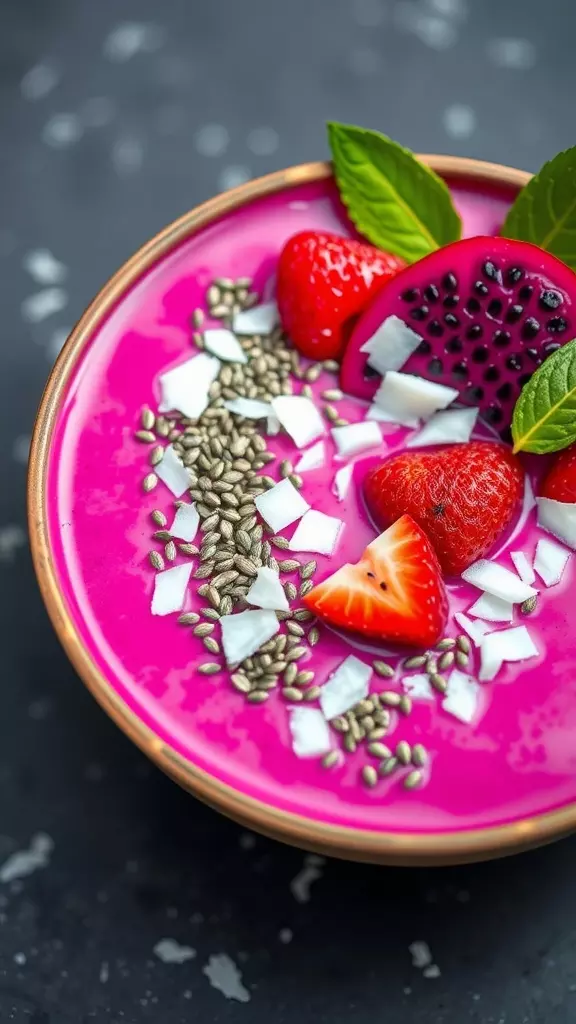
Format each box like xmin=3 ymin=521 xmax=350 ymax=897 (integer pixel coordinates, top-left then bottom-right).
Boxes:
xmin=3 ymin=0 xmax=576 ymax=1020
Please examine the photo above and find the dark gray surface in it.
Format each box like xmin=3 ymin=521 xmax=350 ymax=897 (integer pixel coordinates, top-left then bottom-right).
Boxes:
xmin=2 ymin=0 xmax=576 ymax=1020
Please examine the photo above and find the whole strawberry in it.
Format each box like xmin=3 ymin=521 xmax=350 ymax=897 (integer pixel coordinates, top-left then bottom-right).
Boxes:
xmin=363 ymin=442 xmax=524 ymax=576
xmin=539 ymin=446 xmax=576 ymax=503
xmin=277 ymin=231 xmax=405 ymax=360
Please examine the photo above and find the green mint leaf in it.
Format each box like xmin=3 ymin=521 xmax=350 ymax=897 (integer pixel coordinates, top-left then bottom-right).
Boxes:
xmin=502 ymin=147 xmax=576 ymax=270
xmin=327 ymin=121 xmax=462 ymax=263
xmin=512 ymin=338 xmax=576 ymax=453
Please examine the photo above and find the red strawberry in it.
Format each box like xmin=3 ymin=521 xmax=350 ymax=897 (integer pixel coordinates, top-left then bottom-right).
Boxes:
xmin=539 ymin=446 xmax=576 ymax=503
xmin=276 ymin=231 xmax=405 ymax=361
xmin=363 ymin=442 xmax=524 ymax=577
xmin=303 ymin=515 xmax=448 ymax=649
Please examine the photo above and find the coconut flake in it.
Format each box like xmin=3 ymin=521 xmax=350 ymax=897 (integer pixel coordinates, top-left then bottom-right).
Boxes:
xmin=158 ymin=353 xmax=220 ymax=420
xmin=533 ymin=536 xmax=570 ymax=587
xmin=360 ymin=314 xmax=423 ymax=375
xmin=468 ymin=592 xmax=514 ymax=622
xmin=289 ymin=510 xmax=343 ymax=556
xmin=479 ymin=625 xmax=538 ymax=681
xmin=442 ymin=668 xmax=480 ymax=724
xmin=319 ymin=655 xmax=372 ymax=720
xmin=510 ymin=550 xmax=536 ymax=585
xmin=289 ymin=707 xmax=331 ymax=758
xmin=220 ymin=609 xmax=279 ymax=665
xmin=454 ymin=612 xmax=490 ymax=646
xmin=156 ymin=445 xmax=192 ymax=497
xmin=233 ymin=301 xmax=278 ymax=335
xmin=523 ymin=475 xmax=536 ymax=515
xmin=402 ymin=674 xmax=435 ymax=701
xmin=332 ymin=464 xmax=354 ymax=501
xmin=203 ymin=328 xmax=247 ymax=363
xmin=407 ymin=407 xmax=478 ymax=447
xmin=246 ymin=566 xmax=289 ymax=611
xmin=271 ymin=395 xmax=325 ymax=449
xmin=266 ymin=414 xmax=281 ymax=435
xmin=537 ymin=496 xmax=576 ymax=550
xmin=254 ymin=478 xmax=310 ymax=533
xmin=295 ymin=441 xmax=325 ymax=473
xmin=224 ymin=397 xmax=274 ymax=420
xmin=170 ymin=502 xmax=200 ymax=542
xmin=373 ymin=371 xmax=458 ymax=425
xmin=151 ymin=563 xmax=192 ymax=616
xmin=366 ymin=403 xmax=419 ymax=428
xmin=462 ymin=560 xmax=537 ymax=604
xmin=332 ymin=421 xmax=382 ymax=457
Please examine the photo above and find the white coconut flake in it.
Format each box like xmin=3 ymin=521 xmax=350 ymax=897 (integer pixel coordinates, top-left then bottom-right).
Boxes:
xmin=202 ymin=328 xmax=247 ymax=363
xmin=373 ymin=371 xmax=458 ymax=425
xmin=295 ymin=441 xmax=325 ymax=473
xmin=319 ymin=655 xmax=372 ymax=720
xmin=360 ymin=314 xmax=423 ymax=375
xmin=233 ymin=301 xmax=278 ymax=335
xmin=402 ymin=674 xmax=435 ymax=701
xmin=479 ymin=625 xmax=538 ymax=681
xmin=266 ymin=414 xmax=281 ymax=435
xmin=407 ymin=407 xmax=478 ymax=447
xmin=442 ymin=668 xmax=480 ymax=724
xmin=203 ymin=953 xmax=250 ymax=1003
xmin=537 ymin=496 xmax=576 ymax=550
xmin=468 ymin=592 xmax=514 ymax=622
xmin=454 ymin=612 xmax=490 ymax=646
xmin=155 ymin=445 xmax=192 ymax=497
xmin=366 ymin=403 xmax=419 ymax=428
xmin=224 ymin=397 xmax=273 ymax=420
xmin=332 ymin=421 xmax=382 ymax=457
xmin=533 ymin=536 xmax=570 ymax=587
xmin=246 ymin=566 xmax=289 ymax=611
xmin=158 ymin=353 xmax=220 ymax=420
xmin=510 ymin=550 xmax=536 ymax=585
xmin=151 ymin=563 xmax=192 ymax=616
xmin=523 ymin=474 xmax=536 ymax=515
xmin=170 ymin=503 xmax=199 ymax=542
xmin=289 ymin=510 xmax=343 ymax=556
xmin=332 ymin=464 xmax=354 ymax=501
xmin=271 ymin=395 xmax=325 ymax=449
xmin=289 ymin=707 xmax=332 ymax=758
xmin=462 ymin=559 xmax=537 ymax=604
xmin=254 ymin=478 xmax=310 ymax=533
xmin=220 ymin=609 xmax=279 ymax=665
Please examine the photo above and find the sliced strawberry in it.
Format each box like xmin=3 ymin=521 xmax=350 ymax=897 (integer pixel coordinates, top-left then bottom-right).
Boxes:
xmin=303 ymin=515 xmax=448 ymax=649
xmin=539 ymin=445 xmax=576 ymax=503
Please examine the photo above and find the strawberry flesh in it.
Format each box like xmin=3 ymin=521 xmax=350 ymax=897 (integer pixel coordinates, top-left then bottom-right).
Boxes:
xmin=539 ymin=445 xmax=576 ymax=503
xmin=303 ymin=514 xmax=448 ymax=648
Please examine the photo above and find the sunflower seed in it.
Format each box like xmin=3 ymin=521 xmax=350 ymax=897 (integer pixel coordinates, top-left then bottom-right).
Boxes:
xmin=331 ymin=716 xmax=349 ymax=733
xmin=280 ymin=459 xmax=293 ymax=478
xmin=193 ymin=563 xmax=215 ymax=579
xmin=367 ymin=728 xmax=388 ymax=741
xmin=202 ymin=608 xmax=220 ymax=622
xmin=282 ymin=687 xmax=303 ymax=701
xmin=380 ymin=691 xmax=401 ymax=707
xmin=284 ymin=581 xmax=298 ymax=601
xmin=293 ymin=608 xmax=314 ymax=622
xmin=178 ymin=612 xmax=200 ymax=625
xmin=379 ymin=757 xmax=398 ymax=776
xmin=212 ymin=570 xmax=239 ymax=588
xmin=436 ymin=637 xmax=456 ymax=650
xmin=278 ymin=559 xmax=301 ymax=573
xmin=142 ymin=473 xmax=158 ymax=492
xmin=295 ymin=669 xmax=314 ymax=686
xmin=203 ymin=637 xmax=220 ymax=654
xmin=247 ymin=690 xmax=269 ymax=704
xmin=404 ymin=769 xmax=423 ymax=791
xmin=231 ymin=673 xmax=251 ymax=693
xmin=368 ymin=742 xmax=391 ymax=759
xmin=430 ymin=673 xmax=447 ymax=694
xmin=151 ymin=509 xmax=167 ymax=527
xmin=153 ymin=530 xmax=172 ymax=542
xmin=521 ymin=595 xmax=538 ymax=615
xmin=141 ymin=406 xmax=155 ymax=430
xmin=300 ymin=560 xmax=317 ymax=580
xmin=194 ymin=623 xmax=215 ymax=638
xmin=403 ymin=654 xmax=427 ymax=670
xmin=149 ymin=550 xmax=164 ymax=571
xmin=455 ymin=650 xmax=469 ymax=668
xmin=289 ymin=474 xmax=303 ymax=489
xmin=438 ymin=650 xmax=455 ymax=671
xmin=322 ymin=750 xmax=339 ymax=769
xmin=178 ymin=543 xmax=199 ymax=556
xmin=299 ymin=580 xmax=314 ymax=597
xmin=165 ymin=541 xmax=177 ymax=562
xmin=412 ymin=744 xmax=428 ymax=768
xmin=283 ymin=663 xmax=298 ymax=685
xmin=399 ymin=695 xmax=412 ymax=716
xmin=286 ymin=621 xmax=305 ymax=637
xmin=372 ymin=660 xmax=395 ymax=678
xmin=135 ymin=429 xmax=156 ymax=443
xmin=323 ymin=404 xmax=339 ymax=422
xmin=303 ymin=686 xmax=321 ymax=701
xmin=343 ymin=733 xmax=357 ymax=754
xmin=307 ymin=627 xmax=320 ymax=647
xmin=457 ymin=634 xmax=471 ymax=654
xmin=286 ymin=646 xmax=307 ymax=662
xmin=305 ymin=364 xmax=321 ymax=382
xmin=396 ymin=741 xmax=412 ymax=765
xmin=271 ymin=535 xmax=289 ymax=550
xmin=360 ymin=764 xmax=377 ymax=788
xmin=234 ymin=555 xmax=258 ymax=576
xmin=198 ymin=662 xmax=221 ymax=676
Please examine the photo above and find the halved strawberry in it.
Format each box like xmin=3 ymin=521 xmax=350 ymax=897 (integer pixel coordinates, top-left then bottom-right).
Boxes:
xmin=303 ymin=515 xmax=448 ymax=649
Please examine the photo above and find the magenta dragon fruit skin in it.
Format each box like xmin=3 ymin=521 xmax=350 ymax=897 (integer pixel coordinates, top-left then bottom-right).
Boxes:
xmin=340 ymin=236 xmax=576 ymax=439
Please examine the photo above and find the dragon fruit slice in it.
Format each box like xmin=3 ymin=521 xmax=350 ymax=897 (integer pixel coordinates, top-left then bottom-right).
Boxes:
xmin=341 ymin=237 xmax=576 ymax=439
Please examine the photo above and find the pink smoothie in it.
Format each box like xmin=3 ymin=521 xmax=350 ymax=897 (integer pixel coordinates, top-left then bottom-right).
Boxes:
xmin=46 ymin=175 xmax=576 ymax=835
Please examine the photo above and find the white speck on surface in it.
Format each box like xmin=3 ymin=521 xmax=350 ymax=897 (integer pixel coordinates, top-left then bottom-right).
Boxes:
xmin=203 ymin=953 xmax=250 ymax=1003
xmin=352 ymin=0 xmax=386 ymax=26
xmin=290 ymin=854 xmax=325 ymax=903
xmin=218 ymin=165 xmax=252 ymax=192
xmin=42 ymin=113 xmax=83 ymax=148
xmin=99 ymin=961 xmax=109 ymax=983
xmin=247 ymin=127 xmax=279 ymax=156
xmin=12 ymin=435 xmax=30 ymax=465
xmin=0 ymin=525 xmax=26 ymax=562
xmin=487 ymin=37 xmax=536 ymax=70
xmin=239 ymin=832 xmax=256 ymax=850
xmin=195 ymin=123 xmax=229 ymax=158
xmin=22 ymin=288 xmax=68 ymax=324
xmin=14 ymin=952 xmax=26 ymax=966
xmin=23 ymin=249 xmax=67 ymax=286
xmin=346 ymin=46 xmax=383 ymax=76
xmin=425 ymin=0 xmax=467 ymax=18
xmin=423 ymin=964 xmax=441 ymax=978
xmin=278 ymin=928 xmax=293 ymax=944
xmin=21 ymin=63 xmax=59 ymax=100
xmin=81 ymin=96 xmax=116 ymax=128
xmin=443 ymin=103 xmax=477 ymax=139
xmin=112 ymin=137 xmax=145 ymax=176
xmin=0 ymin=833 xmax=53 ymax=883
xmin=395 ymin=4 xmax=457 ymax=49
xmin=409 ymin=940 xmax=433 ymax=969
xmin=47 ymin=326 xmax=70 ymax=362
xmin=104 ymin=22 xmax=165 ymax=62
xmin=28 ymin=697 xmax=52 ymax=720
xmin=154 ymin=938 xmax=196 ymax=964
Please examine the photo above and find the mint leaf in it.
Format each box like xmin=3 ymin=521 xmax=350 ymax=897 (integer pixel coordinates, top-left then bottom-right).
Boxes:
xmin=327 ymin=122 xmax=462 ymax=263
xmin=502 ymin=147 xmax=576 ymax=270
xmin=512 ymin=338 xmax=576 ymax=453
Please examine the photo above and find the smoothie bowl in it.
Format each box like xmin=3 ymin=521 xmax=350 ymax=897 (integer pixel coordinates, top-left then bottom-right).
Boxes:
xmin=28 ymin=125 xmax=576 ymax=865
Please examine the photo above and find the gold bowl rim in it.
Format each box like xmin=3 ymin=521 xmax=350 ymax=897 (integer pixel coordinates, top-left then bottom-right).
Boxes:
xmin=29 ymin=153 xmax=571 ymax=867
